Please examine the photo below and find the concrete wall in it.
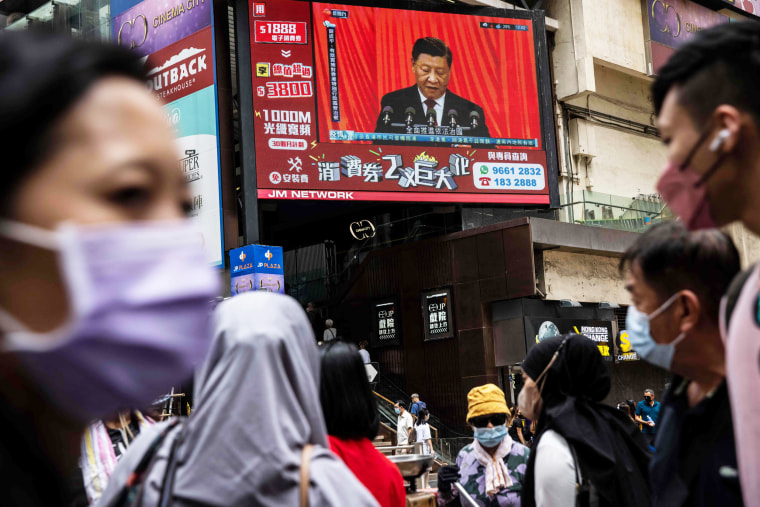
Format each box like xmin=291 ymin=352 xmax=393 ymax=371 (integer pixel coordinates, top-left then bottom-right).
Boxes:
xmin=725 ymin=222 xmax=760 ymax=268
xmin=606 ymin=360 xmax=671 ymax=407
xmin=581 ymin=125 xmax=665 ymax=195
xmin=582 ymin=0 xmax=648 ymax=74
xmin=541 ymin=250 xmax=629 ymax=304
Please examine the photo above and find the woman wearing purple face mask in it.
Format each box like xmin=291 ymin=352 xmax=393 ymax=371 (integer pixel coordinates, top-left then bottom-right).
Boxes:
xmin=0 ymin=32 xmax=219 ymax=505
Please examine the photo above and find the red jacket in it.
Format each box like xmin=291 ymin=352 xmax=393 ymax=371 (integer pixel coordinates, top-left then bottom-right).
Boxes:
xmin=328 ymin=435 xmax=406 ymax=507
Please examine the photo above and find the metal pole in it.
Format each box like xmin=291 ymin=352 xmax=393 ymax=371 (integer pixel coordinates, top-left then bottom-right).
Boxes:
xmin=233 ymin=0 xmax=260 ymax=244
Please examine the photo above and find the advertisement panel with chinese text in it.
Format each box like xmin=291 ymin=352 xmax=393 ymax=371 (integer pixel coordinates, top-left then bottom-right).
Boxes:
xmin=250 ymin=0 xmax=554 ymax=204
xmin=373 ymin=299 xmax=400 ymax=347
xmin=112 ymin=0 xmax=225 ymax=267
xmin=422 ymin=288 xmax=454 ymax=341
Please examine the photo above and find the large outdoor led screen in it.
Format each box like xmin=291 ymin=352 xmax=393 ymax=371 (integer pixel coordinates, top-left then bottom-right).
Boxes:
xmin=250 ymin=0 xmax=555 ymax=204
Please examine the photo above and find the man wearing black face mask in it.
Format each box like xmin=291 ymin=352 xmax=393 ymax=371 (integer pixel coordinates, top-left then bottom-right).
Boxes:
xmin=635 ymin=390 xmax=659 ymax=445
xmin=621 ymin=222 xmax=742 ymax=507
xmin=653 ymin=22 xmax=760 ymax=505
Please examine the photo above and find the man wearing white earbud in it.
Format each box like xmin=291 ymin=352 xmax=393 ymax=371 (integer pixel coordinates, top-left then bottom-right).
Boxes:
xmin=652 ymin=21 xmax=760 ymax=507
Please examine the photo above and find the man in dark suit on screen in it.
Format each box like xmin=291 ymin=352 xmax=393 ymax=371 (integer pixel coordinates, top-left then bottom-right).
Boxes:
xmin=375 ymin=37 xmax=490 ymax=139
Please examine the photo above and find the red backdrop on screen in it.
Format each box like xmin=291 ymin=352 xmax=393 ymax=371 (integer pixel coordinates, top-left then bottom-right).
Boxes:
xmin=312 ymin=3 xmax=542 ymax=147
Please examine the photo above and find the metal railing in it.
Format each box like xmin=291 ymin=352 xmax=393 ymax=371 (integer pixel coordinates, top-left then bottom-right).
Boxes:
xmin=559 ymin=190 xmax=674 ymax=233
xmin=373 ymin=391 xmax=439 ymax=443
xmin=6 ymin=0 xmax=111 ymax=40
xmin=436 ymin=437 xmax=475 ymax=465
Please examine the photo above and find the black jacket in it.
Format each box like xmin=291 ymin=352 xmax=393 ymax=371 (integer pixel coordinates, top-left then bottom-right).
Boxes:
xmin=374 ymin=85 xmax=490 ymax=138
xmin=650 ymin=378 xmax=742 ymax=507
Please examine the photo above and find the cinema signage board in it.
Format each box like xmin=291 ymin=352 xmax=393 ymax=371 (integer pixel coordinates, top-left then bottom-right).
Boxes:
xmin=111 ymin=0 xmax=224 ymax=267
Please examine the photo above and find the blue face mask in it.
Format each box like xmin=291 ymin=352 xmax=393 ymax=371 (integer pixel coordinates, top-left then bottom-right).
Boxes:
xmin=394 ymin=408 xmax=401 ymax=415
xmin=625 ymin=293 xmax=687 ymax=370
xmin=473 ymin=424 xmax=508 ymax=448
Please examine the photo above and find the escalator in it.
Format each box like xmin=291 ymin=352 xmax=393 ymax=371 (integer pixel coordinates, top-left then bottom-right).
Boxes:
xmin=372 ymin=369 xmax=472 ymax=465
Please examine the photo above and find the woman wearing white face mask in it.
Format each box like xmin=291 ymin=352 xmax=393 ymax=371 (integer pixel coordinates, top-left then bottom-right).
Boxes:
xmin=519 ymin=335 xmax=652 ymax=507
xmin=0 ymin=32 xmax=218 ymax=505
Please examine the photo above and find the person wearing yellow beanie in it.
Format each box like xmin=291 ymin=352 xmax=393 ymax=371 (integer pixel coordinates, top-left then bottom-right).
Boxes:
xmin=437 ymin=383 xmax=530 ymax=506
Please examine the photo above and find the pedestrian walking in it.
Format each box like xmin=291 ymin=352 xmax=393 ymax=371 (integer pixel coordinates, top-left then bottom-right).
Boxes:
xmin=414 ymin=407 xmax=434 ymax=488
xmin=394 ymin=400 xmax=414 ymax=452
xmin=0 ymin=31 xmax=218 ymax=506
xmin=306 ymin=302 xmax=321 ymax=339
xmin=621 ymin=222 xmax=742 ymax=506
xmin=358 ymin=340 xmax=371 ymax=364
xmin=509 ymin=408 xmax=529 ymax=447
xmin=318 ymin=340 xmax=405 ymax=507
xmin=96 ymin=292 xmax=378 ymax=506
xmin=635 ymin=390 xmax=661 ymax=447
xmin=437 ymin=384 xmax=529 ymax=506
xmin=652 ymin=22 xmax=760 ymax=504
xmin=414 ymin=408 xmax=434 ymax=456
xmin=410 ymin=393 xmax=427 ymax=417
xmin=519 ymin=334 xmax=651 ymax=507
xmin=76 ymin=411 xmax=154 ymax=505
xmin=324 ymin=318 xmax=338 ymax=342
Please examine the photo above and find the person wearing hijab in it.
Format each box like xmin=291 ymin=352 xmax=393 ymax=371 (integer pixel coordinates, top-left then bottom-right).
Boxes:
xmin=318 ymin=340 xmax=405 ymax=507
xmin=97 ymin=292 xmax=378 ymax=506
xmin=437 ymin=384 xmax=529 ymax=506
xmin=0 ymin=32 xmax=218 ymax=506
xmin=519 ymin=334 xmax=652 ymax=507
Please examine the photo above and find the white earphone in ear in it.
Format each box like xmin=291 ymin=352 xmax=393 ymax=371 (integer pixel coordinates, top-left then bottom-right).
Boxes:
xmin=709 ymin=128 xmax=731 ymax=152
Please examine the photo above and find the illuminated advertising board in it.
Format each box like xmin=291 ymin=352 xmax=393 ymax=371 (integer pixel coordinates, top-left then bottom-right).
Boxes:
xmin=422 ymin=288 xmax=454 ymax=341
xmin=722 ymin=0 xmax=760 ymax=17
xmin=615 ymin=330 xmax=640 ymax=362
xmin=112 ymin=0 xmax=225 ymax=267
xmin=250 ymin=1 xmax=556 ymax=204
xmin=373 ymin=299 xmax=400 ymax=347
xmin=525 ymin=317 xmax=613 ymax=362
xmin=642 ymin=0 xmax=728 ymax=75
xmin=230 ymin=244 xmax=285 ymax=295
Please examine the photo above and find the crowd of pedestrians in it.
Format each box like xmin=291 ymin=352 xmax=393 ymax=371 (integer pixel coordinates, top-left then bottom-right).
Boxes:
xmin=3 ymin=18 xmax=760 ymax=507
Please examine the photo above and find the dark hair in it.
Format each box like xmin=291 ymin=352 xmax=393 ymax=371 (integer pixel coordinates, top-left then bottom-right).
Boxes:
xmin=0 ymin=31 xmax=144 ymax=211
xmin=318 ymin=341 xmax=379 ymax=440
xmin=412 ymin=37 xmax=453 ymax=67
xmin=617 ymin=403 xmax=632 ymax=418
xmin=652 ymin=22 xmax=760 ymax=127
xmin=395 ymin=400 xmax=407 ymax=410
xmin=415 ymin=407 xmax=429 ymax=426
xmin=620 ymin=221 xmax=740 ymax=321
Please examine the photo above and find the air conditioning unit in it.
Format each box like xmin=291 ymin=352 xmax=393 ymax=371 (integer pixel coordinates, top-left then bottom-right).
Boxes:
xmin=568 ymin=118 xmax=597 ymax=159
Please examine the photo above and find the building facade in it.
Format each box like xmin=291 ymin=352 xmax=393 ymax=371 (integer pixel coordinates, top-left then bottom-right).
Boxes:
xmin=5 ymin=0 xmax=758 ymax=431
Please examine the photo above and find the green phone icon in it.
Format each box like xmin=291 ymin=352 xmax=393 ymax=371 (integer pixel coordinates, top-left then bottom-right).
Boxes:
xmin=480 ymin=165 xmax=489 ymax=175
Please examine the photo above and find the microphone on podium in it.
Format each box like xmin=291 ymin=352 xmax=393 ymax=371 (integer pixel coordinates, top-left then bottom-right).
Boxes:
xmin=447 ymin=109 xmax=458 ymax=129
xmin=469 ymin=111 xmax=481 ymax=131
xmin=426 ymin=107 xmax=437 ymax=128
xmin=381 ymin=106 xmax=393 ymax=126
xmin=405 ymin=107 xmax=416 ymax=128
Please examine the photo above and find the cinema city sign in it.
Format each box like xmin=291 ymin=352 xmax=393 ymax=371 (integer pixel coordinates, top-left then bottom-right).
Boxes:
xmin=350 ymin=220 xmax=376 ymax=240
